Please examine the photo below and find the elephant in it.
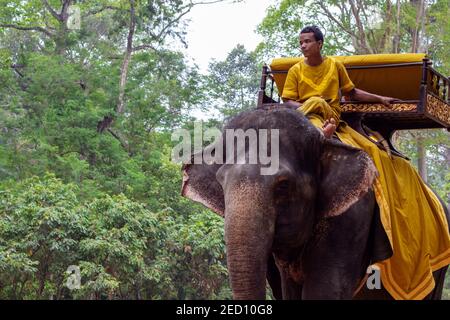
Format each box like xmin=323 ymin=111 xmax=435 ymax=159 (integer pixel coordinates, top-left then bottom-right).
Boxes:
xmin=181 ymin=106 xmax=449 ymax=300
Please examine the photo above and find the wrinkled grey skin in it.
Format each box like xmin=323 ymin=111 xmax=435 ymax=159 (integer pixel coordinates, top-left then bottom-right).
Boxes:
xmin=181 ymin=107 xmax=448 ymax=300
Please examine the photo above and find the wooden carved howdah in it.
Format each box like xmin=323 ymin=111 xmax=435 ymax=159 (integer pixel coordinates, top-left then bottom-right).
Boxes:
xmin=257 ymin=54 xmax=450 ymax=145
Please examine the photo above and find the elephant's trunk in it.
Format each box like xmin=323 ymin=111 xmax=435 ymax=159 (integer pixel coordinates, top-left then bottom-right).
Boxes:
xmin=224 ymin=186 xmax=275 ymax=300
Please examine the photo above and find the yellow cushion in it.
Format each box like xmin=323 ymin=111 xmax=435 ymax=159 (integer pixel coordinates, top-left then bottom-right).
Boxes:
xmin=270 ymin=53 xmax=427 ymax=101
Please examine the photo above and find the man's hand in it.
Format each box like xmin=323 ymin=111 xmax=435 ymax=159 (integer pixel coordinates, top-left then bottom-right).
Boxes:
xmin=346 ymin=88 xmax=400 ymax=109
xmin=379 ymin=96 xmax=398 ymax=108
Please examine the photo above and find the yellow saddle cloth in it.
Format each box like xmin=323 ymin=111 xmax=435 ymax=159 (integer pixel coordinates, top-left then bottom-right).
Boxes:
xmin=299 ymin=97 xmax=450 ymax=300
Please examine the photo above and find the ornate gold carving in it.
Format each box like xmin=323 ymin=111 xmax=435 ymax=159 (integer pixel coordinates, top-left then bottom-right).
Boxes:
xmin=429 ymin=71 xmax=449 ymax=100
xmin=426 ymin=94 xmax=450 ymax=126
xmin=431 ymin=74 xmax=439 ymax=96
xmin=341 ymin=103 xmax=417 ymax=113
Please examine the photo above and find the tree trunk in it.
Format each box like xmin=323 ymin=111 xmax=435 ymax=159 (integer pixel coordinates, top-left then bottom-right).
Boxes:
xmin=18 ymin=276 xmax=29 ymax=298
xmin=117 ymin=0 xmax=136 ymax=116
xmin=380 ymin=0 xmax=392 ymax=52
xmin=97 ymin=0 xmax=136 ymax=133
xmin=55 ymin=0 xmax=72 ymax=55
xmin=38 ymin=273 xmax=46 ymax=298
xmin=135 ymin=282 xmax=141 ymax=300
xmin=417 ymin=134 xmax=427 ymax=182
xmin=348 ymin=0 xmax=372 ymax=54
xmin=410 ymin=0 xmax=425 ymax=53
xmin=419 ymin=0 xmax=427 ymax=53
xmin=409 ymin=1 xmax=427 ymax=183
xmin=393 ymin=0 xmax=401 ymax=53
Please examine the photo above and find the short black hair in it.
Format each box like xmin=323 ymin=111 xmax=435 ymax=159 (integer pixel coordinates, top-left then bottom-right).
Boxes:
xmin=300 ymin=26 xmax=324 ymax=42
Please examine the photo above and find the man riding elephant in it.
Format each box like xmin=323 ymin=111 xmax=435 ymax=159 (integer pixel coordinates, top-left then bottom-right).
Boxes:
xmin=181 ymin=25 xmax=450 ymax=300
xmin=280 ymin=25 xmax=450 ymax=299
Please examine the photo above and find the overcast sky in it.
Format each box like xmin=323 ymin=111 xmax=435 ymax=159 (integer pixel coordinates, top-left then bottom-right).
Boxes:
xmin=183 ymin=0 xmax=276 ymax=72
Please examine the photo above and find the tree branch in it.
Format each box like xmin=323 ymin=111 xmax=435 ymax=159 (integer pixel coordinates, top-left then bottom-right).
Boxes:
xmin=327 ymin=28 xmax=354 ymax=54
xmin=83 ymin=5 xmax=123 ymax=17
xmin=132 ymin=44 xmax=157 ymax=52
xmin=356 ymin=0 xmax=378 ymax=53
xmin=378 ymin=0 xmax=392 ymax=52
xmin=191 ymin=0 xmax=230 ymax=4
xmin=317 ymin=3 xmax=359 ymax=41
xmin=0 ymin=24 xmax=53 ymax=37
xmin=394 ymin=0 xmax=401 ymax=53
xmin=60 ymin=0 xmax=72 ymax=23
xmin=116 ymin=0 xmax=136 ymax=115
xmin=42 ymin=0 xmax=61 ymax=21
xmin=107 ymin=55 xmax=122 ymax=60
xmin=348 ymin=0 xmax=373 ymax=53
xmin=107 ymin=128 xmax=129 ymax=152
xmin=10 ymin=64 xmax=24 ymax=77
xmin=154 ymin=5 xmax=194 ymax=41
xmin=411 ymin=0 xmax=425 ymax=53
xmin=149 ymin=0 xmax=230 ymax=44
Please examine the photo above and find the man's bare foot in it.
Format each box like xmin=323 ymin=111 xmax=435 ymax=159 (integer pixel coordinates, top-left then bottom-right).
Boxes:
xmin=322 ymin=118 xmax=337 ymax=139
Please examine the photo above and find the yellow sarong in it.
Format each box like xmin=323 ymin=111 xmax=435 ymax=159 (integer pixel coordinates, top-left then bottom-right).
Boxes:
xmin=282 ymin=57 xmax=450 ymax=300
xmin=302 ymin=97 xmax=450 ymax=300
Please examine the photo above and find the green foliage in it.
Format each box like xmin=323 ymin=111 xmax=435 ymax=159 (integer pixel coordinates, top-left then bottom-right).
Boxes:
xmin=205 ymin=44 xmax=260 ymax=118
xmin=443 ymin=270 xmax=450 ymax=300
xmin=426 ymin=0 xmax=450 ymax=74
xmin=255 ymin=0 xmax=361 ymax=60
xmin=0 ymin=174 xmax=88 ymax=299
xmin=256 ymin=0 xmax=450 ymax=61
xmin=162 ymin=210 xmax=230 ymax=299
xmin=393 ymin=129 xmax=450 ymax=203
xmin=0 ymin=0 xmax=232 ymax=300
xmin=0 ymin=174 xmax=229 ymax=299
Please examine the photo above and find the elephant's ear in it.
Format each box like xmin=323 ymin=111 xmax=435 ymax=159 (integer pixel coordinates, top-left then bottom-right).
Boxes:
xmin=318 ymin=139 xmax=377 ymax=218
xmin=181 ymin=148 xmax=225 ymax=217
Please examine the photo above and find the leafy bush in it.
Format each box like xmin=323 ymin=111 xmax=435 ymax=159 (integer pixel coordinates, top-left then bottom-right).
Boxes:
xmin=0 ymin=174 xmax=230 ymax=299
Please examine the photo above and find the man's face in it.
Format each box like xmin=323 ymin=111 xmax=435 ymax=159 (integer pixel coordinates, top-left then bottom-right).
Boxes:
xmin=299 ymin=32 xmax=322 ymax=57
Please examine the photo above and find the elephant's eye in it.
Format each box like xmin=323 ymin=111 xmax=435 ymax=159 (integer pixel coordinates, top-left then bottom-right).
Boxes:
xmin=274 ymin=179 xmax=292 ymax=204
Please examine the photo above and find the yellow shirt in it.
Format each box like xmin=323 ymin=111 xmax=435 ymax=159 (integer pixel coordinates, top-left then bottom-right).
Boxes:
xmin=282 ymin=57 xmax=355 ymax=111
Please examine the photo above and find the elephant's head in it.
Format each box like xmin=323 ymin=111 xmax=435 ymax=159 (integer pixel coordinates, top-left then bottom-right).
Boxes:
xmin=181 ymin=107 xmax=377 ymax=299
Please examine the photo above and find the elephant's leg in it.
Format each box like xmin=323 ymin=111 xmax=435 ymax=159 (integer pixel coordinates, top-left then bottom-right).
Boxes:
xmin=301 ymin=192 xmax=375 ymax=299
xmin=425 ymin=266 xmax=449 ymax=300
xmin=278 ymin=267 xmax=303 ymax=300
xmin=425 ymin=190 xmax=449 ymax=300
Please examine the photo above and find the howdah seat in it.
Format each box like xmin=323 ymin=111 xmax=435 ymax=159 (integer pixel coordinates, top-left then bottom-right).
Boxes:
xmin=257 ymin=53 xmax=450 ymax=150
